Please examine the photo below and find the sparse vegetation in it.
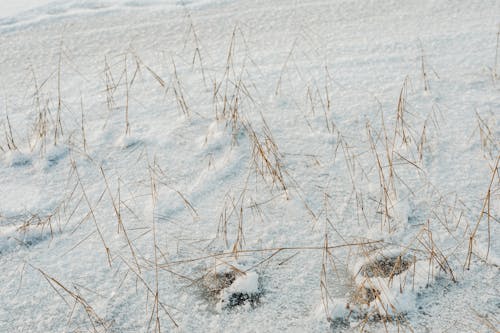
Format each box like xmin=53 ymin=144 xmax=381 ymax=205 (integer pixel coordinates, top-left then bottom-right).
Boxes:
xmin=0 ymin=2 xmax=498 ymax=333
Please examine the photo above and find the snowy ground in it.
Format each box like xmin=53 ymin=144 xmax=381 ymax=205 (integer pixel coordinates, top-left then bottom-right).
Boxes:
xmin=0 ymin=0 xmax=499 ymax=332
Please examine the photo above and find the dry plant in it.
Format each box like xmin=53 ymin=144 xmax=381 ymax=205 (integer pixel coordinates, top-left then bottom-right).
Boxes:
xmin=70 ymin=156 xmax=112 ymax=267
xmin=217 ymin=194 xmax=233 ymax=249
xmin=319 ymin=131 xmax=358 ymax=224
xmin=465 ymin=155 xmax=499 ymax=269
xmin=417 ymin=104 xmax=442 ymax=163
xmin=366 ymin=120 xmax=397 ymax=232
xmin=494 ymin=25 xmax=500 ymax=80
xmin=15 ymin=208 xmax=61 ymax=241
xmin=395 ymin=76 xmax=412 ymax=147
xmin=31 ymin=95 xmax=50 ymax=156
xmin=3 ymin=114 xmax=18 ymax=151
xmin=117 ymin=255 xmax=179 ymax=330
xmin=331 ymin=123 xmax=371 ymax=227
xmin=319 ymin=232 xmax=340 ymax=322
xmin=347 ymin=245 xmax=417 ymax=332
xmin=160 ymin=240 xmax=382 ymax=271
xmin=20 ymin=63 xmax=69 ymax=157
xmin=358 ymin=255 xmax=412 ymax=280
xmin=141 ymin=156 xmax=183 ymax=331
xmin=211 ymin=27 xmax=254 ymax=144
xmin=199 ymin=267 xmax=238 ymax=301
xmin=418 ymin=41 xmax=430 ymax=92
xmin=28 ymin=66 xmax=57 ymax=156
xmin=124 ymin=54 xmax=131 ymax=135
xmin=100 ymin=166 xmax=141 ymax=274
xmin=471 ymin=306 xmax=500 ymax=332
xmin=216 ymin=175 xmax=250 ymax=258
xmin=475 ymin=111 xmax=499 ymax=161
xmin=102 ymin=53 xmax=141 ymax=134
xmin=417 ymin=220 xmax=456 ymax=283
xmin=182 ymin=10 xmax=208 ymax=87
xmin=147 ymin=156 xmax=162 ymax=333
xmin=55 ymin=40 xmax=65 ymax=145
xmin=103 ymin=56 xmax=117 ymax=114
xmin=365 ymin=77 xmax=427 ymax=232
xmin=149 ymin=161 xmax=199 ymax=222
xmin=418 ymin=40 xmax=440 ymax=93
xmin=35 ymin=267 xmax=110 ymax=332
xmin=246 ymin=120 xmax=288 ymax=195
xmin=80 ymin=95 xmax=88 ymax=153
xmin=275 ymin=39 xmax=297 ymax=96
xmin=304 ymin=67 xmax=334 ymax=134
xmin=134 ymin=55 xmax=166 ymax=89
xmin=171 ymin=58 xmax=191 ymax=118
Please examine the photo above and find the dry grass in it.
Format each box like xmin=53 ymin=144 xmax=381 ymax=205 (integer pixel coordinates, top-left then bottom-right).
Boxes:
xmin=35 ymin=266 xmax=111 ymax=333
xmin=3 ymin=114 xmax=18 ymax=151
xmin=494 ymin=26 xmax=500 ymax=80
xmin=465 ymin=155 xmax=499 ymax=269
xmin=246 ymin=120 xmax=288 ymax=195
xmin=1 ymin=16 xmax=496 ymax=333
xmin=358 ymin=255 xmax=412 ymax=279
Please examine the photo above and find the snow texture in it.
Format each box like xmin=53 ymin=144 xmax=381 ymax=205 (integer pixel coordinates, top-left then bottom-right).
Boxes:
xmin=0 ymin=0 xmax=499 ymax=332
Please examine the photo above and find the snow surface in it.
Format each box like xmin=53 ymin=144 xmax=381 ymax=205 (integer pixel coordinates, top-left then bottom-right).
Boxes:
xmin=0 ymin=0 xmax=55 ymax=19
xmin=0 ymin=0 xmax=499 ymax=332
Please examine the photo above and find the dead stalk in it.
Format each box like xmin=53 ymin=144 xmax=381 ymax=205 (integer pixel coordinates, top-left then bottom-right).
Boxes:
xmin=71 ymin=157 xmax=112 ymax=267
xmin=100 ymin=166 xmax=141 ymax=274
xmin=494 ymin=26 xmax=500 ymax=80
xmin=465 ymin=155 xmax=499 ymax=269
xmin=80 ymin=96 xmax=88 ymax=153
xmin=419 ymin=41 xmax=430 ymax=92
xmin=35 ymin=267 xmax=109 ymax=332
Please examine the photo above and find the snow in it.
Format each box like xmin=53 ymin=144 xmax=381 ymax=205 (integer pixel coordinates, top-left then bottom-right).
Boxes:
xmin=0 ymin=0 xmax=499 ymax=332
xmin=0 ymin=0 xmax=210 ymax=32
xmin=0 ymin=0 xmax=56 ymax=19
xmin=219 ymin=271 xmax=260 ymax=309
xmin=225 ymin=271 xmax=259 ymax=295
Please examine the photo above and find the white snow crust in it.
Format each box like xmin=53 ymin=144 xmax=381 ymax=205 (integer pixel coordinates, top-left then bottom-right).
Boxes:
xmin=0 ymin=0 xmax=499 ymax=332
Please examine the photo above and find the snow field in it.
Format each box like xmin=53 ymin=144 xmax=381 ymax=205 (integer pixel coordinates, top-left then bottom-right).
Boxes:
xmin=0 ymin=0 xmax=499 ymax=332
